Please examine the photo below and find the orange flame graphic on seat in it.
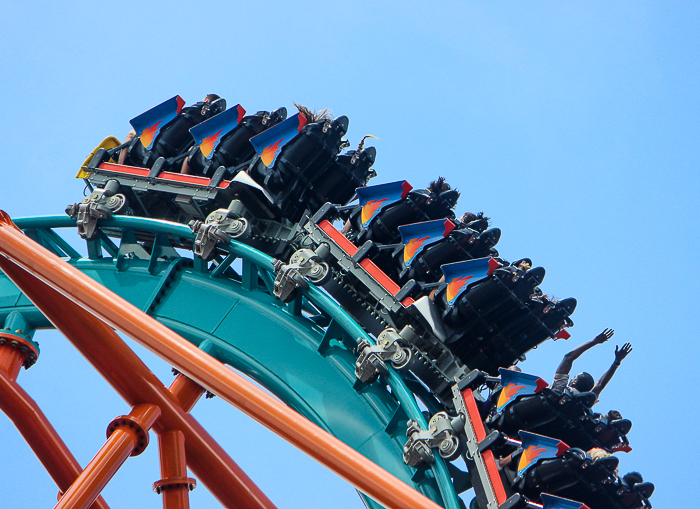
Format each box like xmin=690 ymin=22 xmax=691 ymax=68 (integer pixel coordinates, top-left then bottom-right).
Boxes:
xmin=404 ymin=236 xmax=430 ymax=264
xmin=497 ymin=382 xmax=526 ymax=411
xmin=361 ymin=198 xmax=388 ymax=225
xmin=446 ymin=275 xmax=474 ymax=303
xmin=519 ymin=445 xmax=548 ymax=472
xmin=260 ymin=138 xmax=284 ymax=167
xmin=200 ymin=129 xmax=224 ymax=158
xmin=140 ymin=120 xmax=163 ymax=150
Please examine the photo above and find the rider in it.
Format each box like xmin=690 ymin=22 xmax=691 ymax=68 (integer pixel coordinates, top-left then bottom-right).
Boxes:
xmin=552 ymin=328 xmax=633 ymax=400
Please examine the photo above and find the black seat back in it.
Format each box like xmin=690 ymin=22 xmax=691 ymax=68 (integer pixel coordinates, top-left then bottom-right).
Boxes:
xmin=309 ymin=146 xmax=377 ymax=206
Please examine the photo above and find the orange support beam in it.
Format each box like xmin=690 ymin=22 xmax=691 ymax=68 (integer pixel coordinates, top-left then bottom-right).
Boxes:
xmin=0 ymin=211 xmax=445 ymax=509
xmin=0 ymin=255 xmax=277 ymax=509
xmin=55 ymin=404 xmax=161 ymax=509
xmin=0 ymin=370 xmax=111 ymax=509
xmin=155 ymin=430 xmax=196 ymax=509
xmin=169 ymin=373 xmax=206 ymax=413
xmin=0 ymin=314 xmax=110 ymax=509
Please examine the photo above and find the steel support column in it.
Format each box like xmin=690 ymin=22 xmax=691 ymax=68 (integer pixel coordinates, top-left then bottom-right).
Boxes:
xmin=155 ymin=430 xmax=196 ymax=509
xmin=0 ymin=370 xmax=111 ymax=509
xmin=0 ymin=312 xmax=111 ymax=509
xmin=169 ymin=373 xmax=205 ymax=413
xmin=55 ymin=404 xmax=161 ymax=509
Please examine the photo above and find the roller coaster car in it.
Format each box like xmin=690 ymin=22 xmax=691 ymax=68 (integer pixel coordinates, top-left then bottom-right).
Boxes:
xmin=186 ymin=107 xmax=287 ymax=178
xmin=440 ymin=265 xmax=545 ymax=328
xmin=489 ymin=389 xmax=586 ymax=434
xmin=435 ymin=267 xmax=565 ymax=374
xmin=488 ymin=384 xmax=631 ymax=453
xmin=346 ymin=181 xmax=459 ymax=246
xmin=298 ymin=214 xmax=472 ymax=400
xmin=395 ymin=226 xmax=502 ymax=285
xmin=519 ymin=456 xmax=652 ymax=509
xmin=247 ymin=114 xmax=351 ymax=222
xmin=498 ymin=432 xmax=644 ymax=509
xmin=123 ymin=96 xmax=227 ymax=171
xmin=513 ymin=449 xmax=617 ymax=504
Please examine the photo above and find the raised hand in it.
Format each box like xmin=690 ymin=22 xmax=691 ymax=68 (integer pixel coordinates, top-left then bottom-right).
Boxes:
xmin=614 ymin=343 xmax=633 ymax=363
xmin=593 ymin=328 xmax=615 ymax=344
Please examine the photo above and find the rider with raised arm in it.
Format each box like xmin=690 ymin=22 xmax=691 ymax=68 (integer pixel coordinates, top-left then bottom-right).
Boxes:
xmin=591 ymin=342 xmax=633 ymax=398
xmin=552 ymin=328 xmax=632 ymax=398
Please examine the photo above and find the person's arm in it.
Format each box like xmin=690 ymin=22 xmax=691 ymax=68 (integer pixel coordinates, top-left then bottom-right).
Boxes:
xmin=555 ymin=328 xmax=614 ymax=375
xmin=592 ymin=342 xmax=632 ymax=397
xmin=117 ymin=130 xmax=136 ymax=165
xmin=429 ymin=275 xmax=446 ymax=301
xmin=181 ymin=155 xmax=192 ymax=175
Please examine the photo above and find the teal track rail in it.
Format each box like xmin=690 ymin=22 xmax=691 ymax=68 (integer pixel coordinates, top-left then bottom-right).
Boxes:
xmin=2 ymin=215 xmax=461 ymax=509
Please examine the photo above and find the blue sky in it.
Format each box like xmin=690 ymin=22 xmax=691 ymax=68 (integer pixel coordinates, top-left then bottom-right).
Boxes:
xmin=1 ymin=1 xmax=698 ymax=507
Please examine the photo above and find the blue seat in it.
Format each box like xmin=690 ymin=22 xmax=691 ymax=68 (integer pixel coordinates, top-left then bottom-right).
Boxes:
xmin=125 ymin=98 xmax=226 ymax=169
xmin=248 ymin=115 xmax=350 ymax=222
xmin=349 ymin=187 xmax=459 ymax=246
xmin=186 ymin=107 xmax=287 ymax=178
xmin=397 ymin=227 xmax=501 ymax=285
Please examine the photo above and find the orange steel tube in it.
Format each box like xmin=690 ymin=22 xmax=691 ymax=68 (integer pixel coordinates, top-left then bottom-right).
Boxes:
xmin=158 ymin=430 xmax=192 ymax=509
xmin=55 ymin=404 xmax=161 ymax=509
xmin=0 ymin=338 xmax=28 ymax=381
xmin=0 ymin=256 xmax=276 ymax=509
xmin=169 ymin=374 xmax=205 ymax=412
xmin=0 ymin=370 xmax=110 ymax=509
xmin=0 ymin=214 xmax=445 ymax=509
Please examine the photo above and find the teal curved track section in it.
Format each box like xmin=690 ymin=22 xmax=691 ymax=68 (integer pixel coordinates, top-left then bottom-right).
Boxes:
xmin=0 ymin=216 xmax=461 ymax=509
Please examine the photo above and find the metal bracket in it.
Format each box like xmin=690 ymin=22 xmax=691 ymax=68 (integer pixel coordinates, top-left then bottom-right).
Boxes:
xmin=189 ymin=207 xmax=248 ymax=260
xmin=452 ymin=384 xmax=507 ymax=509
xmin=354 ymin=327 xmax=412 ymax=383
xmin=302 ymin=219 xmax=404 ymax=313
xmin=66 ymin=180 xmax=128 ymax=240
xmin=402 ymin=411 xmax=462 ymax=468
xmin=272 ymin=246 xmax=331 ymax=302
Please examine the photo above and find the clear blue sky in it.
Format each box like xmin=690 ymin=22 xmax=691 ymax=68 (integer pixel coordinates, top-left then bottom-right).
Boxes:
xmin=1 ymin=2 xmax=698 ymax=508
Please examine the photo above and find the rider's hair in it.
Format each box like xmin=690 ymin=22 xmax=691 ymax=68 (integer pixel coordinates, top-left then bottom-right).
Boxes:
xmin=460 ymin=211 xmax=490 ymax=224
xmin=607 ymin=409 xmax=622 ymax=420
xmin=570 ymin=372 xmax=595 ymax=392
xmin=294 ymin=103 xmax=333 ymax=123
xmin=428 ymin=177 xmax=451 ymax=194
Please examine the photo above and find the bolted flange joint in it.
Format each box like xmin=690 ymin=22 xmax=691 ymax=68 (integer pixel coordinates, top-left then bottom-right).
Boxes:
xmin=106 ymin=414 xmax=151 ymax=456
xmin=0 ymin=331 xmax=40 ymax=382
xmin=354 ymin=328 xmax=412 ymax=384
xmin=402 ymin=412 xmax=463 ymax=468
xmin=153 ymin=476 xmax=197 ymax=495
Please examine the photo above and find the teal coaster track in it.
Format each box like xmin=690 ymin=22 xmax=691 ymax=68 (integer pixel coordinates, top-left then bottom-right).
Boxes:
xmin=0 ymin=214 xmax=462 ymax=509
